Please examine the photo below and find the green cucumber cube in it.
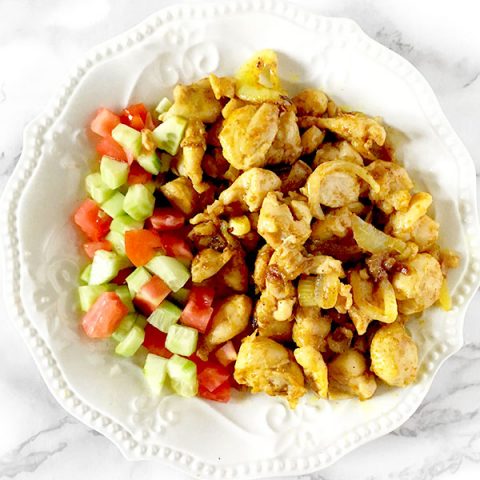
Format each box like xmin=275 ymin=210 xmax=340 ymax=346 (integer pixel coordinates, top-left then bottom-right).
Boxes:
xmin=155 ymin=97 xmax=173 ymax=116
xmin=111 ymin=123 xmax=142 ymax=159
xmin=123 ymin=184 xmax=155 ymax=221
xmin=100 ymin=156 xmax=129 ymax=190
xmin=135 ymin=314 xmax=148 ymax=329
xmin=105 ymin=230 xmax=126 ymax=256
xmin=167 ymin=354 xmax=198 ymax=397
xmin=115 ymin=324 xmax=145 ymax=357
xmin=115 ymin=285 xmax=135 ymax=312
xmin=145 ymin=255 xmax=190 ymax=292
xmin=144 ymin=353 xmax=169 ymax=395
xmin=101 ymin=191 xmax=125 ymax=218
xmin=143 ymin=181 xmax=156 ymax=194
xmin=169 ymin=287 xmax=190 ymax=306
xmin=152 ymin=115 xmax=187 ymax=156
xmin=165 ymin=324 xmax=198 ymax=357
xmin=85 ymin=172 xmax=114 ymax=204
xmin=137 ymin=150 xmax=162 ymax=175
xmin=79 ymin=263 xmax=92 ymax=285
xmin=112 ymin=313 xmax=137 ymax=342
xmin=126 ymin=267 xmax=152 ymax=297
xmin=147 ymin=300 xmax=182 ymax=333
xmin=110 ymin=214 xmax=144 ymax=235
xmin=78 ymin=285 xmax=111 ymax=311
xmin=89 ymin=250 xmax=122 ymax=285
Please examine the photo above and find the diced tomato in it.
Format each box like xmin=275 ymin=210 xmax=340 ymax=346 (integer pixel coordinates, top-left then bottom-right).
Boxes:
xmin=143 ymin=324 xmax=172 ymax=358
xmin=134 ymin=276 xmax=171 ymax=315
xmin=83 ymin=240 xmax=112 ymax=259
xmin=198 ymin=363 xmax=230 ymax=393
xmin=112 ymin=267 xmax=135 ymax=285
xmin=96 ymin=135 xmax=131 ymax=163
xmin=180 ymin=286 xmax=215 ymax=333
xmin=125 ymin=229 xmax=164 ymax=267
xmin=82 ymin=292 xmax=128 ymax=338
xmin=128 ymin=161 xmax=152 ymax=184
xmin=157 ymin=232 xmax=193 ymax=261
xmin=90 ymin=108 xmax=121 ymax=137
xmin=73 ymin=199 xmax=112 ymax=241
xmin=144 ymin=111 xmax=155 ymax=130
xmin=198 ymin=381 xmax=231 ymax=403
xmin=189 ymin=286 xmax=215 ymax=308
xmin=120 ymin=103 xmax=148 ymax=131
xmin=147 ymin=207 xmax=185 ymax=231
xmin=214 ymin=341 xmax=237 ymax=366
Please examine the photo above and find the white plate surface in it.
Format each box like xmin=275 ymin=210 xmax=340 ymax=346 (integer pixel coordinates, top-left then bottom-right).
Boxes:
xmin=1 ymin=1 xmax=480 ymax=478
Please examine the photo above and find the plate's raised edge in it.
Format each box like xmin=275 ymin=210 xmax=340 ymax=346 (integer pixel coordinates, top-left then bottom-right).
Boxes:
xmin=1 ymin=0 xmax=480 ymax=478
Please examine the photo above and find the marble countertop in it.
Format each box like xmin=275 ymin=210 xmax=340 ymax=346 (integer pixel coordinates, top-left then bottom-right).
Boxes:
xmin=1 ymin=1 xmax=479 ymax=479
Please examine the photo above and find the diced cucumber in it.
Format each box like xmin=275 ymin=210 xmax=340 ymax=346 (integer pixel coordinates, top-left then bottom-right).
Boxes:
xmin=112 ymin=313 xmax=137 ymax=342
xmin=169 ymin=287 xmax=190 ymax=306
xmin=167 ymin=354 xmax=198 ymax=397
xmin=126 ymin=267 xmax=152 ymax=297
xmin=145 ymin=255 xmax=190 ymax=292
xmin=100 ymin=155 xmax=129 ymax=190
xmin=137 ymin=150 xmax=162 ymax=175
xmin=158 ymin=152 xmax=172 ymax=173
xmin=89 ymin=250 xmax=122 ymax=285
xmin=152 ymin=115 xmax=187 ymax=156
xmin=147 ymin=300 xmax=182 ymax=333
xmin=115 ymin=285 xmax=135 ymax=312
xmin=110 ymin=214 xmax=144 ymax=235
xmin=143 ymin=181 xmax=156 ymax=194
xmin=85 ymin=172 xmax=114 ymax=204
xmin=165 ymin=324 xmax=198 ymax=357
xmin=115 ymin=324 xmax=145 ymax=357
xmin=155 ymin=97 xmax=172 ymax=116
xmin=101 ymin=191 xmax=125 ymax=218
xmin=79 ymin=263 xmax=92 ymax=285
xmin=105 ymin=230 xmax=125 ymax=256
xmin=111 ymin=123 xmax=142 ymax=159
xmin=78 ymin=284 xmax=111 ymax=311
xmin=123 ymin=184 xmax=155 ymax=221
xmin=135 ymin=314 xmax=148 ymax=329
xmin=144 ymin=353 xmax=169 ymax=395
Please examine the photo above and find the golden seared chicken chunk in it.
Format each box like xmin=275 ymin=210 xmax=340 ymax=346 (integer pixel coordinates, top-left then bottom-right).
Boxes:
xmin=180 ymin=119 xmax=208 ymax=193
xmin=219 ymin=103 xmax=280 ymax=170
xmin=280 ymin=160 xmax=312 ymax=194
xmin=253 ymin=244 xmax=274 ymax=291
xmin=269 ymin=237 xmax=310 ymax=280
xmin=410 ymin=215 xmax=439 ymax=251
xmin=217 ymin=250 xmax=249 ymax=293
xmin=257 ymin=192 xmax=312 ymax=249
xmin=166 ymin=78 xmax=222 ymax=123
xmin=197 ymin=294 xmax=252 ymax=360
xmin=219 ymin=168 xmax=282 ymax=212
xmin=391 ymin=253 xmax=443 ymax=314
xmin=294 ymin=346 xmax=328 ymax=398
xmin=366 ymin=160 xmax=413 ymax=214
xmin=160 ymin=177 xmax=198 ymax=216
xmin=328 ymin=349 xmax=377 ymax=400
xmin=292 ymin=306 xmax=331 ymax=351
xmin=386 ymin=192 xmax=432 ymax=238
xmin=234 ymin=335 xmax=306 ymax=407
xmin=310 ymin=207 xmax=353 ymax=242
xmin=208 ymin=74 xmax=235 ymax=99
xmin=255 ymin=272 xmax=296 ymax=323
xmin=301 ymin=126 xmax=325 ymax=155
xmin=292 ymin=88 xmax=328 ymax=117
xmin=191 ymin=248 xmax=234 ymax=283
xmin=312 ymin=141 xmax=363 ymax=168
xmin=370 ymin=322 xmax=418 ymax=387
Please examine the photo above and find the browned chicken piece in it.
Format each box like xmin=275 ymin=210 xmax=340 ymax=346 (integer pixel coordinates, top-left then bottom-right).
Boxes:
xmin=294 ymin=346 xmax=328 ymax=398
xmin=208 ymin=74 xmax=235 ymax=99
xmin=312 ymin=141 xmax=363 ymax=168
xmin=386 ymin=192 xmax=432 ymax=238
xmin=221 ymin=98 xmax=248 ymax=118
xmin=391 ymin=253 xmax=443 ymax=314
xmin=304 ymin=254 xmax=345 ymax=277
xmin=311 ymin=168 xmax=360 ymax=209
xmin=180 ymin=119 xmax=208 ymax=193
xmin=197 ymin=295 xmax=252 ymax=360
xmin=201 ymin=148 xmax=230 ymax=179
xmin=310 ymin=207 xmax=353 ymax=242
xmin=265 ymin=107 xmax=302 ymax=165
xmin=366 ymin=160 xmax=413 ymax=214
xmin=234 ymin=334 xmax=306 ymax=408
xmin=166 ymin=78 xmax=222 ymax=123
xmin=268 ymin=237 xmax=310 ymax=280
xmin=292 ymin=89 xmax=329 ymax=116
xmin=253 ymin=244 xmax=274 ymax=291
xmin=257 ymin=192 xmax=312 ymax=249
xmin=335 ymin=283 xmax=353 ymax=314
xmin=160 ymin=176 xmax=199 ymax=216
xmin=410 ymin=215 xmax=439 ymax=251
xmin=191 ymin=248 xmax=234 ymax=283
xmin=206 ymin=119 xmax=223 ymax=147
xmin=217 ymin=250 xmax=249 ymax=293
xmin=292 ymin=306 xmax=331 ymax=352
xmin=328 ymin=349 xmax=377 ymax=400
xmin=188 ymin=221 xmax=227 ymax=251
xmin=300 ymin=112 xmax=387 ymax=161
xmin=219 ymin=168 xmax=282 ymax=212
xmin=301 ymin=126 xmax=325 ymax=155
xmin=257 ymin=316 xmax=294 ymax=341
xmin=327 ymin=326 xmax=354 ymax=354
xmin=439 ymin=249 xmax=460 ymax=275
xmin=280 ymin=160 xmax=312 ymax=194
xmin=219 ymin=103 xmax=280 ymax=169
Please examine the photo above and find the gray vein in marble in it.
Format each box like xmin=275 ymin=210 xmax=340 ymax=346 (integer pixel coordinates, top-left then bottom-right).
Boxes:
xmin=0 ymin=416 xmax=74 ymax=478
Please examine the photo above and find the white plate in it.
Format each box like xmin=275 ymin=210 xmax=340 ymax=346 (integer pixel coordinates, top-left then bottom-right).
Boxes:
xmin=2 ymin=1 xmax=480 ymax=478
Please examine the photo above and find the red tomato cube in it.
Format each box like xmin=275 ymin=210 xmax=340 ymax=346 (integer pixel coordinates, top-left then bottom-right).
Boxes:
xmin=198 ymin=381 xmax=231 ymax=403
xmin=198 ymin=363 xmax=230 ymax=393
xmin=83 ymin=240 xmax=112 ymax=259
xmin=143 ymin=324 xmax=172 ymax=358
xmin=148 ymin=208 xmax=185 ymax=231
xmin=73 ymin=199 xmax=112 ymax=241
xmin=96 ymin=136 xmax=131 ymax=163
xmin=90 ymin=108 xmax=120 ymax=137
xmin=214 ymin=341 xmax=237 ymax=366
xmin=128 ymin=162 xmax=152 ymax=184
xmin=82 ymin=292 xmax=128 ymax=338
xmin=125 ymin=229 xmax=164 ymax=267
xmin=134 ymin=276 xmax=171 ymax=315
